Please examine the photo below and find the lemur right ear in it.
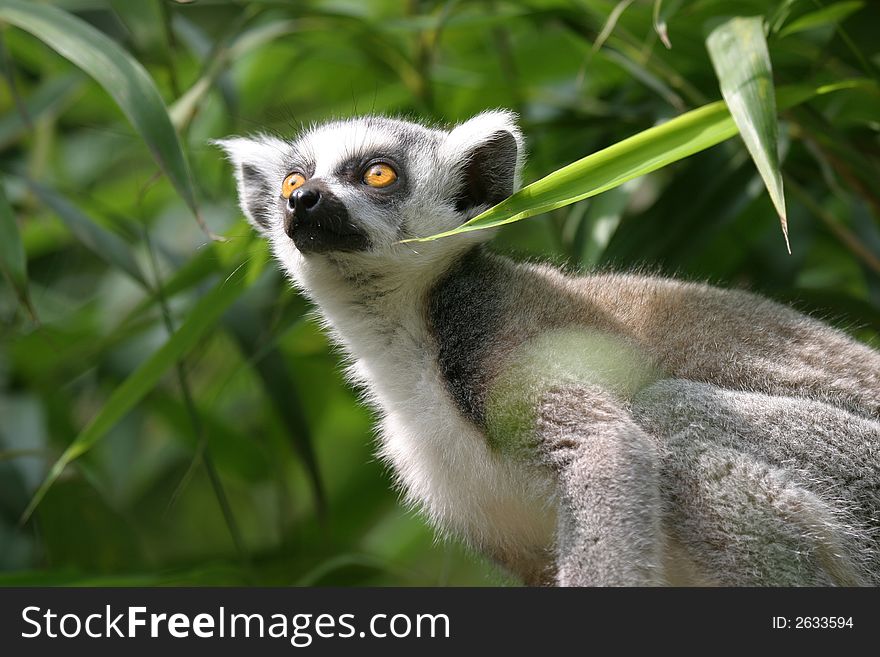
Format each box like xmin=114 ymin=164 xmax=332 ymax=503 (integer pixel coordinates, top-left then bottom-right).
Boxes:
xmin=213 ymin=135 xmax=287 ymax=233
xmin=444 ymin=110 xmax=525 ymax=215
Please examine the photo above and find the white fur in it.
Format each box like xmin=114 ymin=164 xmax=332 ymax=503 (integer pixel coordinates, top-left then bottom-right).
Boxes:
xmin=291 ymin=251 xmax=557 ymax=557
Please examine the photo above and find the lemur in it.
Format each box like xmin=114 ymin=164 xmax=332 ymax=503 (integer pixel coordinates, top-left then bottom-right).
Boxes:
xmin=217 ymin=111 xmax=880 ymax=586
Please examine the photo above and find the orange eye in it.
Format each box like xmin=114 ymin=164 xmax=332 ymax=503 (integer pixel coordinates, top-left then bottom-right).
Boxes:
xmin=281 ymin=172 xmax=306 ymax=198
xmin=363 ymin=163 xmax=398 ymax=188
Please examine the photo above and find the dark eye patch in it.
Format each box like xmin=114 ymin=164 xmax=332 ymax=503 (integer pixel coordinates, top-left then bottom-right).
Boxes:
xmin=333 ymin=151 xmax=408 ymax=202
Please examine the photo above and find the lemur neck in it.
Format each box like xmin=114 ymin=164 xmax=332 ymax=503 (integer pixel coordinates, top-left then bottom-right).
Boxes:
xmin=294 ymin=245 xmax=485 ymax=359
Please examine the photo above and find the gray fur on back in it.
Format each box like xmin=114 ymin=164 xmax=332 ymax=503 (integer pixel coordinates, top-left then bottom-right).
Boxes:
xmin=427 ymin=246 xmax=880 ymax=585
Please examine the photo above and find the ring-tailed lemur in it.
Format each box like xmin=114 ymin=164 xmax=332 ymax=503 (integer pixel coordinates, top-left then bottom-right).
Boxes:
xmin=217 ymin=111 xmax=880 ymax=586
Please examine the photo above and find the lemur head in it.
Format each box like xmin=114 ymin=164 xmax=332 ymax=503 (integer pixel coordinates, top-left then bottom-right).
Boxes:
xmin=216 ymin=111 xmax=523 ymax=280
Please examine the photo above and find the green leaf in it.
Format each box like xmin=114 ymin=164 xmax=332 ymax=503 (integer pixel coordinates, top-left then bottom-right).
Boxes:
xmin=707 ymin=16 xmax=787 ymax=250
xmin=225 ymin=300 xmax=326 ymax=515
xmin=406 ymin=80 xmax=870 ymax=244
xmin=0 ymin=178 xmax=34 ymax=316
xmin=295 ymin=554 xmax=391 ymax=586
xmin=19 ymin=264 xmax=249 ymax=524
xmin=109 ymin=0 xmax=171 ymax=55
xmin=592 ymin=0 xmax=636 ymax=55
xmin=26 ymin=180 xmax=149 ymax=287
xmin=778 ymin=1 xmax=865 ymax=38
xmin=110 ymin=224 xmax=254 ymax=334
xmin=652 ymin=0 xmax=670 ymax=49
xmin=768 ymin=0 xmax=799 ymax=34
xmin=169 ymin=19 xmax=299 ymax=129
xmin=0 ymin=0 xmax=206 ymax=232
xmin=406 ymin=102 xmax=737 ymax=243
xmin=0 ymin=74 xmax=83 ymax=150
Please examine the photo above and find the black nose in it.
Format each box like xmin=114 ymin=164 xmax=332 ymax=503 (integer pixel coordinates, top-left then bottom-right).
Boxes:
xmin=290 ymin=187 xmax=321 ymax=214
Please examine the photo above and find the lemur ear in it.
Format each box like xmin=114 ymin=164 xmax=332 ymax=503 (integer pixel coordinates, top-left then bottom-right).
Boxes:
xmin=444 ymin=110 xmax=525 ymax=214
xmin=213 ymin=135 xmax=286 ymax=233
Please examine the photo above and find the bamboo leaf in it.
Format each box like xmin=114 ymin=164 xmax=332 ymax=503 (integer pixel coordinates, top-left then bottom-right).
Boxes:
xmin=707 ymin=16 xmax=787 ymax=250
xmin=592 ymin=0 xmax=635 ymax=54
xmin=405 ymin=102 xmax=737 ymax=243
xmin=405 ymin=80 xmax=869 ymax=243
xmin=0 ymin=180 xmax=25 ymax=290
xmin=652 ymin=0 xmax=670 ymax=49
xmin=115 ymin=225 xmax=254 ymax=326
xmin=0 ymin=0 xmax=206 ymax=233
xmin=225 ymin=301 xmax=326 ymax=516
xmin=109 ymin=0 xmax=171 ymax=57
xmin=768 ymin=0 xmax=799 ymax=34
xmin=26 ymin=180 xmax=149 ymax=287
xmin=0 ymin=74 xmax=82 ymax=149
xmin=19 ymin=264 xmax=249 ymax=524
xmin=0 ymin=178 xmax=33 ymax=315
xmin=778 ymin=1 xmax=865 ymax=38
xmin=169 ymin=19 xmax=299 ymax=129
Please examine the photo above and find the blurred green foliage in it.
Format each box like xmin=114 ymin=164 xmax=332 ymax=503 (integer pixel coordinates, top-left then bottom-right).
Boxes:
xmin=0 ymin=0 xmax=879 ymax=586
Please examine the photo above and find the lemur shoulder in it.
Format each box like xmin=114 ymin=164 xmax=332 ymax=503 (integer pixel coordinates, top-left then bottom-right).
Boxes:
xmin=218 ymin=111 xmax=880 ymax=586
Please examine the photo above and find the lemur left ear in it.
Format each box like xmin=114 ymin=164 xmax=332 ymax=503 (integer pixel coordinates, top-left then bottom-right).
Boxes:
xmin=444 ymin=110 xmax=525 ymax=214
xmin=213 ymin=134 xmax=287 ymax=234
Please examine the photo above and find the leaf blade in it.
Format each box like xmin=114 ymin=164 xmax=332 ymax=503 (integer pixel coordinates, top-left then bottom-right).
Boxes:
xmin=169 ymin=19 xmax=300 ymax=129
xmin=26 ymin=180 xmax=149 ymax=287
xmin=224 ymin=302 xmax=326 ymax=516
xmin=404 ymin=80 xmax=871 ymax=244
xmin=778 ymin=1 xmax=865 ymax=38
xmin=406 ymin=100 xmax=739 ymax=241
xmin=0 ymin=177 xmax=32 ymax=315
xmin=706 ymin=16 xmax=787 ymax=249
xmin=0 ymin=73 xmax=83 ymax=150
xmin=0 ymin=0 xmax=202 ymax=229
xmin=19 ymin=264 xmax=249 ymax=524
xmin=652 ymin=0 xmax=671 ymax=49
